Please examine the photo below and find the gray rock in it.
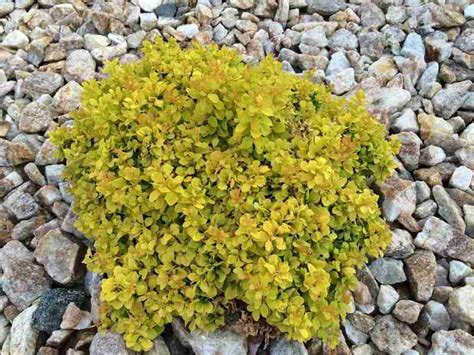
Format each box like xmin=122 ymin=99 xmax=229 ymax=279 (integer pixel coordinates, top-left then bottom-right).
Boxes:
xmin=213 ymin=24 xmax=228 ymax=43
xmin=34 ymin=229 xmax=84 ymax=285
xmin=417 ymin=62 xmax=440 ymax=98
xmin=21 ymin=72 xmax=62 ymax=100
xmin=52 ymin=81 xmax=82 ymax=114
xmin=18 ymin=99 xmax=54 ymax=133
xmin=326 ymin=68 xmax=355 ymax=94
xmin=420 ymin=301 xmax=450 ymax=331
xmin=428 ymin=329 xmax=474 ymax=355
xmin=448 ymin=285 xmax=474 ymax=325
xmin=34 ymin=140 xmax=60 ymax=166
xmin=419 ymin=146 xmax=446 ymax=166
xmin=306 ymin=0 xmax=343 ymax=15
xmin=367 ymin=87 xmax=411 ymax=114
xmin=347 ymin=312 xmax=375 ymax=333
xmin=454 ymin=28 xmax=473 ymax=53
xmin=11 ymin=215 xmax=46 ymax=241
xmin=138 ymin=0 xmax=160 ymax=12
xmin=414 ymin=199 xmax=437 ymax=219
xmin=3 ymin=30 xmax=29 ymax=50
xmin=144 ymin=337 xmax=170 ymax=355
xmin=300 ymin=26 xmax=328 ymax=48
xmin=91 ymin=44 xmax=127 ymax=63
xmin=360 ymin=3 xmax=386 ymax=29
xmin=369 ymin=257 xmax=406 ymax=285
xmin=401 ymin=33 xmax=425 ymax=59
xmin=465 ymin=4 xmax=474 ymax=19
xmin=172 ymin=319 xmax=248 ymax=355
xmin=386 ymin=5 xmax=406 ymax=22
xmin=0 ymin=171 xmax=23 ymax=198
xmin=228 ymin=0 xmax=253 ymax=10
xmin=329 ymin=29 xmax=358 ymax=50
xmin=415 ymin=181 xmax=431 ymax=203
xmin=45 ymin=164 xmax=65 ymax=185
xmin=342 ymin=320 xmax=368 ymax=345
xmin=432 ymin=185 xmax=465 ymax=233
xmin=432 ymin=80 xmax=471 ymax=119
xmin=46 ymin=329 xmax=74 ymax=348
xmin=393 ymin=300 xmax=423 ymax=324
xmin=140 ymin=13 xmax=158 ymax=31
xmin=176 ymin=24 xmax=199 ymax=39
xmin=391 ymin=109 xmax=419 ymax=133
xmin=415 ymin=216 xmax=474 ymax=265
xmin=461 ymin=123 xmax=474 ymax=144
xmin=84 ymin=34 xmax=110 ymax=51
xmin=352 ymin=344 xmax=375 ymax=355
xmin=90 ymin=331 xmax=131 ymax=355
xmin=269 ymin=338 xmax=308 ymax=354
xmin=0 ymin=81 xmax=16 ymax=97
xmin=455 ymin=146 xmax=474 ymax=170
xmin=0 ymin=241 xmax=51 ymax=309
xmin=0 ymin=1 xmax=14 ymax=16
xmin=35 ymin=185 xmax=61 ymax=206
xmin=379 ymin=177 xmax=416 ymax=222
xmin=385 ymin=228 xmax=414 ymax=259
xmin=9 ymin=304 xmax=38 ymax=355
xmin=377 ymin=285 xmax=399 ymax=314
xmin=449 ymin=166 xmax=472 ymax=190
xmin=326 ymin=51 xmax=350 ymax=76
xmin=63 ymin=50 xmax=96 ymax=83
xmin=3 ymin=187 xmax=40 ymax=220
xmin=404 ymin=250 xmax=437 ymax=302
xmin=370 ymin=315 xmax=417 ymax=354
xmin=396 ymin=132 xmax=421 ymax=171
xmin=359 ymin=31 xmax=384 ymax=60
xmin=464 ymin=204 xmax=474 ymax=237
xmin=449 ymin=260 xmax=471 ymax=285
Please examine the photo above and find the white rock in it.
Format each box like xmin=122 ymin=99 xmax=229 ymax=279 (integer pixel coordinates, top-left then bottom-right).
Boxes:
xmin=367 ymin=87 xmax=411 ymax=114
xmin=464 ymin=4 xmax=474 ymax=20
xmin=140 ymin=13 xmax=158 ymax=31
xmin=391 ymin=109 xmax=419 ymax=133
xmin=419 ymin=145 xmax=446 ymax=166
xmin=9 ymin=304 xmax=39 ymax=355
xmin=377 ymin=285 xmax=399 ymax=314
xmin=177 ymin=24 xmax=200 ymax=39
xmin=449 ymin=260 xmax=471 ymax=285
xmin=326 ymin=51 xmax=350 ymax=75
xmin=449 ymin=166 xmax=472 ymax=190
xmin=326 ymin=68 xmax=355 ymax=95
xmin=84 ymin=34 xmax=110 ymax=51
xmin=172 ymin=319 xmax=247 ymax=355
xmin=138 ymin=0 xmax=161 ymax=12
xmin=2 ymin=30 xmax=29 ymax=49
xmin=449 ymin=286 xmax=474 ymax=325
xmin=300 ymin=26 xmax=328 ymax=48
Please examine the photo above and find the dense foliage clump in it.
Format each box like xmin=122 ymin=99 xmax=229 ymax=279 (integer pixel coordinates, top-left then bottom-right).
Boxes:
xmin=51 ymin=39 xmax=399 ymax=351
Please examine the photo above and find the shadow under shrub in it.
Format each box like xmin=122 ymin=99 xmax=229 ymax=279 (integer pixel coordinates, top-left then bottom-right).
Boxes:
xmin=51 ymin=38 xmax=399 ymax=351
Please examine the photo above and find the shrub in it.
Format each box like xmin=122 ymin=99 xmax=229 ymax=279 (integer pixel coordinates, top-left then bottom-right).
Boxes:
xmin=51 ymin=39 xmax=399 ymax=351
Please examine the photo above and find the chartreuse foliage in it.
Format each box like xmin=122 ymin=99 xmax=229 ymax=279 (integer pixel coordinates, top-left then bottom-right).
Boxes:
xmin=51 ymin=38 xmax=399 ymax=351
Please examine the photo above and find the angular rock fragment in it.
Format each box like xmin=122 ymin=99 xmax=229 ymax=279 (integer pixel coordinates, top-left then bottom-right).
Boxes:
xmin=404 ymin=250 xmax=437 ymax=302
xmin=34 ymin=229 xmax=85 ymax=284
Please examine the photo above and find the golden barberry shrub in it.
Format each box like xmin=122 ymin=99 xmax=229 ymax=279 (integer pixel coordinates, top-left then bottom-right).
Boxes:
xmin=51 ymin=38 xmax=399 ymax=351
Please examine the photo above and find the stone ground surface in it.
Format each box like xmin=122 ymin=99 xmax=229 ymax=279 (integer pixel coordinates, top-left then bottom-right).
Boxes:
xmin=0 ymin=0 xmax=473 ymax=354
